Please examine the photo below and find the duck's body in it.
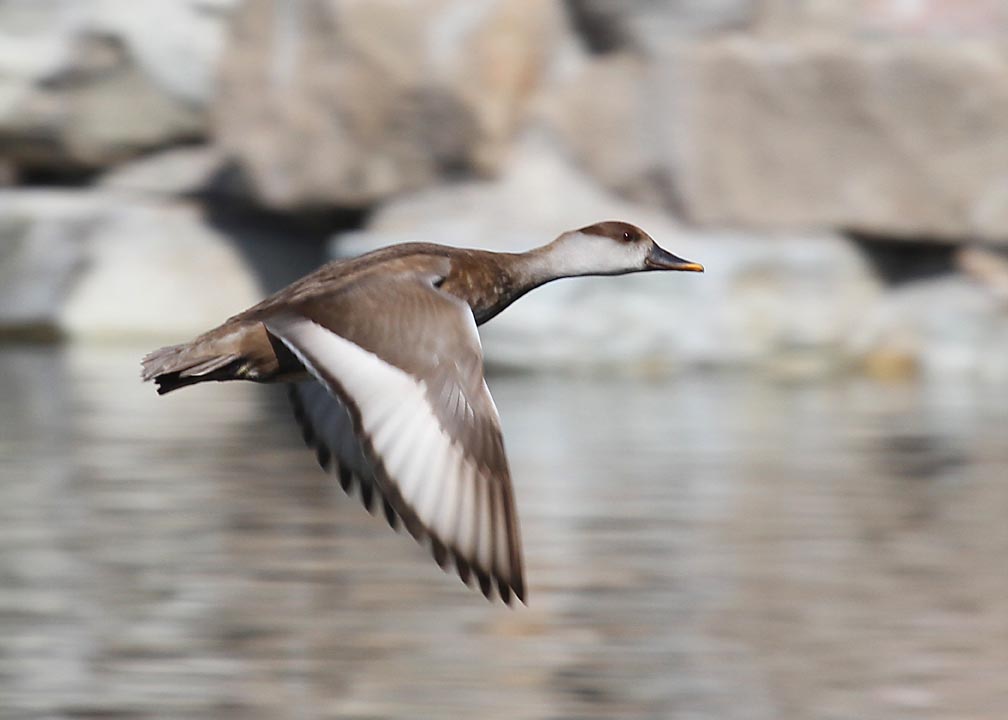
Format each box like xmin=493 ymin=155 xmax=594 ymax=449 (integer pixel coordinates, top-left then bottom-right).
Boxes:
xmin=146 ymin=243 xmax=539 ymax=393
xmin=143 ymin=222 xmax=702 ymax=604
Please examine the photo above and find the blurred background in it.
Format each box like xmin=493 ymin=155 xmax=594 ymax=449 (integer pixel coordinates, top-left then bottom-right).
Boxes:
xmin=1 ymin=1 xmax=1007 ymax=718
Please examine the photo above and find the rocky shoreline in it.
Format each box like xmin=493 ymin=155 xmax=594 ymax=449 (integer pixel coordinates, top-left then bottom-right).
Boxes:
xmin=2 ymin=0 xmax=1007 ymax=380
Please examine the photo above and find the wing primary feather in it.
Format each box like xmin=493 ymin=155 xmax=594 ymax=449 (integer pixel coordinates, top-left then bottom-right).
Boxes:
xmin=492 ymin=481 xmax=518 ymax=604
xmin=454 ymin=460 xmax=476 ymax=568
xmin=499 ymin=478 xmax=527 ymax=605
xmin=454 ymin=551 xmax=472 ymax=586
xmin=498 ymin=578 xmax=513 ymax=606
xmin=338 ymin=465 xmax=353 ymax=493
xmin=470 ymin=472 xmax=494 ymax=600
xmin=413 ymin=429 xmax=450 ymax=521
xmin=430 ymin=536 xmax=449 ymax=569
xmin=477 ymin=570 xmax=493 ymax=598
xmin=289 ymin=388 xmax=316 ymax=446
xmin=383 ymin=498 xmax=399 ymax=530
xmin=475 ymin=475 xmax=493 ymax=580
xmin=376 ymin=399 xmax=427 ymax=495
xmin=315 ymin=443 xmax=332 ymax=472
xmin=431 ymin=450 xmax=463 ymax=552
xmin=358 ymin=474 xmax=375 ymax=513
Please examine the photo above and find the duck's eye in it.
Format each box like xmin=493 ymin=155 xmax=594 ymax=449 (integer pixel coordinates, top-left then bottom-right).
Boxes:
xmin=623 ymin=231 xmax=632 ymax=241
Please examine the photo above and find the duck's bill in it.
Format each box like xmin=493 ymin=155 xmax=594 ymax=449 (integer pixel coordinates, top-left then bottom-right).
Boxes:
xmin=645 ymin=245 xmax=704 ymax=272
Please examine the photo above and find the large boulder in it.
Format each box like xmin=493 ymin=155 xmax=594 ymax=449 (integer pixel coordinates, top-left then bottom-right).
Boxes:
xmin=538 ymin=52 xmax=675 ymax=209
xmin=214 ymin=0 xmax=565 ymax=209
xmin=332 ymin=140 xmax=884 ymax=374
xmin=0 ymin=0 xmax=238 ymax=172
xmin=0 ymin=190 xmax=260 ymax=340
xmin=674 ymin=37 xmax=1008 ymax=242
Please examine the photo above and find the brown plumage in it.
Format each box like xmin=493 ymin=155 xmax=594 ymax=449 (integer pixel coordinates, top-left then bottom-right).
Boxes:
xmin=142 ymin=221 xmax=703 ymax=604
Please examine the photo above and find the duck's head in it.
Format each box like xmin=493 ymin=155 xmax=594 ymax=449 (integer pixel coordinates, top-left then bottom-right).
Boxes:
xmin=548 ymin=221 xmax=704 ymax=277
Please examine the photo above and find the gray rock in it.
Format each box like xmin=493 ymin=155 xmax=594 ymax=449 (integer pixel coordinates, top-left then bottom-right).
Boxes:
xmin=0 ymin=192 xmax=93 ymax=337
xmin=0 ymin=190 xmax=261 ymax=340
xmin=854 ymin=276 xmax=1008 ymax=381
xmin=98 ymin=145 xmax=225 ymax=197
xmin=214 ymin=0 xmax=565 ymax=209
xmin=674 ymin=37 xmax=1008 ymax=242
xmin=0 ymin=0 xmax=237 ymax=171
xmin=61 ymin=201 xmax=262 ymax=340
xmin=333 ymin=140 xmax=883 ymax=374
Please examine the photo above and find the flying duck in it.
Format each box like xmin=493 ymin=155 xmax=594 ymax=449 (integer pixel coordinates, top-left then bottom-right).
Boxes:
xmin=142 ymin=221 xmax=703 ymax=604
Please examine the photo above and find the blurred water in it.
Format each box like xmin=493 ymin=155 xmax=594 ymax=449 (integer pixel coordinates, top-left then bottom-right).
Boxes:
xmin=0 ymin=345 xmax=1005 ymax=720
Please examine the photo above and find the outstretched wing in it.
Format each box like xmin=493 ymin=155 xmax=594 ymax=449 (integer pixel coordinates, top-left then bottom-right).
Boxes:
xmin=287 ymin=380 xmax=398 ymax=526
xmin=265 ymin=267 xmax=525 ymax=604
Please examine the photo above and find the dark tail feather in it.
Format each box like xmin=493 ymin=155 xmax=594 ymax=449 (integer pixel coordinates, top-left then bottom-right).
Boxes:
xmin=142 ymin=343 xmax=241 ymax=395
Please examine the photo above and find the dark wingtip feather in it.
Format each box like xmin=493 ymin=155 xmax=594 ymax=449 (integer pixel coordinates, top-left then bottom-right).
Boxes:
xmin=315 ymin=444 xmax=331 ymax=471
xmin=498 ymin=580 xmax=513 ymax=606
xmin=383 ymin=499 xmax=399 ymax=530
xmin=510 ymin=576 xmax=527 ymax=605
xmin=359 ymin=481 xmax=375 ymax=513
xmin=403 ymin=517 xmax=424 ymax=540
xmin=430 ymin=538 xmax=449 ymax=569
xmin=477 ymin=571 xmax=493 ymax=599
xmin=288 ymin=387 xmax=310 ymax=439
xmin=454 ymin=552 xmax=471 ymax=586
xmin=337 ymin=466 xmax=353 ymax=492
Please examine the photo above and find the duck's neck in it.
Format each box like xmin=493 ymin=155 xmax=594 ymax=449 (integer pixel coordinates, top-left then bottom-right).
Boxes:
xmin=511 ymin=238 xmax=599 ymax=289
xmin=467 ymin=240 xmax=591 ymax=325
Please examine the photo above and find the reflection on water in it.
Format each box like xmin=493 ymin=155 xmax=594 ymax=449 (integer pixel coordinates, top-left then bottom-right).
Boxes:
xmin=1 ymin=345 xmax=1005 ymax=720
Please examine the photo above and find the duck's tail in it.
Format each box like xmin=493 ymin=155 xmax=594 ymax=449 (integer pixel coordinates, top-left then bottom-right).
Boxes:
xmin=141 ymin=340 xmax=242 ymax=395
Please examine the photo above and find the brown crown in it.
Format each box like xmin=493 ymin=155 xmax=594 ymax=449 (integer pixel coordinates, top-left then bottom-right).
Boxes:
xmin=577 ymin=220 xmax=650 ymax=243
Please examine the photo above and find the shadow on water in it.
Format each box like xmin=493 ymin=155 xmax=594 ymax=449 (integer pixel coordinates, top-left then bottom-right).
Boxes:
xmin=0 ymin=345 xmax=1005 ymax=719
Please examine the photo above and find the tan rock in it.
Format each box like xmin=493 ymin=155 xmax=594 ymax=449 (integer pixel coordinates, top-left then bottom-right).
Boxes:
xmin=540 ymin=52 xmax=673 ymax=208
xmin=675 ymin=37 xmax=1008 ymax=242
xmin=214 ymin=0 xmax=564 ymax=209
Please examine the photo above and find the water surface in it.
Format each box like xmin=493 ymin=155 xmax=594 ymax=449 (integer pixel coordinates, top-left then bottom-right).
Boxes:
xmin=1 ymin=346 xmax=1005 ymax=719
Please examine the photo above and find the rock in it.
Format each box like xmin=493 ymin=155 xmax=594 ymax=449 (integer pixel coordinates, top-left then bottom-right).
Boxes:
xmin=0 ymin=192 xmax=93 ymax=339
xmin=674 ymin=37 xmax=1008 ymax=242
xmin=214 ymin=0 xmax=565 ymax=209
xmin=0 ymin=190 xmax=261 ymax=340
xmin=98 ymin=145 xmax=225 ymax=197
xmin=61 ymin=201 xmax=262 ymax=340
xmin=0 ymin=0 xmax=238 ymax=172
xmin=854 ymin=276 xmax=1008 ymax=381
xmin=93 ymin=0 xmax=241 ymax=106
xmin=333 ymin=140 xmax=883 ymax=374
xmin=538 ymin=52 xmax=674 ymax=208
xmin=957 ymin=246 xmax=1008 ymax=301
xmin=563 ymin=0 xmax=756 ymax=54
xmin=757 ymin=0 xmax=1008 ymax=38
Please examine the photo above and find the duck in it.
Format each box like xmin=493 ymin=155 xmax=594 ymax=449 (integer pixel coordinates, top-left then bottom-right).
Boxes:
xmin=142 ymin=221 xmax=703 ymax=604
